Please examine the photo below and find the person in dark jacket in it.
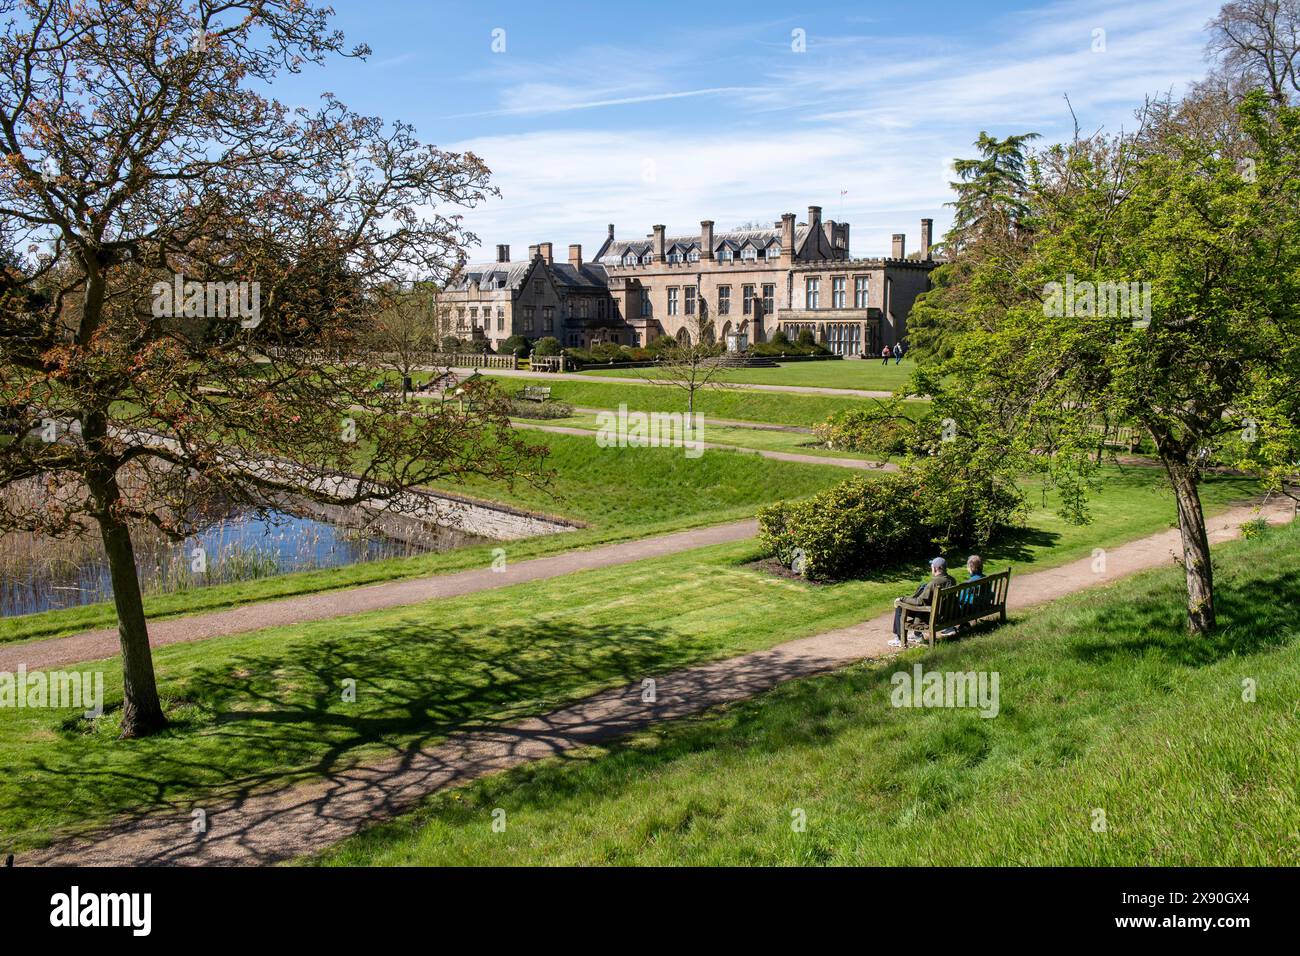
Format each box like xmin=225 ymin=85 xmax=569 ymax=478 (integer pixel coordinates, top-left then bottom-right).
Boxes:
xmin=889 ymin=557 xmax=957 ymax=645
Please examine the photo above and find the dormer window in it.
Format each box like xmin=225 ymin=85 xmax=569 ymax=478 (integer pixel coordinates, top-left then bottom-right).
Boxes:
xmin=623 ymin=251 xmax=639 ymax=266
xmin=740 ymin=247 xmax=758 ymax=261
xmin=642 ymin=253 xmax=654 ymax=265
xmin=687 ymin=249 xmax=700 ymax=262
xmin=717 ymin=249 xmax=733 ymax=261
xmin=768 ymin=243 xmax=781 ymax=257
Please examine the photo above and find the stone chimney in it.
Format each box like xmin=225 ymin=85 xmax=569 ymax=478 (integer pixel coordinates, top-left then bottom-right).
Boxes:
xmin=780 ymin=213 xmax=796 ymax=263
xmin=700 ymin=220 xmax=714 ymax=260
xmin=528 ymin=244 xmax=539 ymax=260
xmin=652 ymin=224 xmax=666 ymax=263
xmin=891 ymin=233 xmax=906 ymax=259
xmin=920 ymin=219 xmax=933 ymax=260
xmin=569 ymin=244 xmax=583 ymax=270
xmin=607 ymin=223 xmax=615 ymax=242
xmin=496 ymin=244 xmax=510 ymax=263
xmin=539 ymin=242 xmax=553 ymax=266
xmin=807 ymin=205 xmax=822 ymax=230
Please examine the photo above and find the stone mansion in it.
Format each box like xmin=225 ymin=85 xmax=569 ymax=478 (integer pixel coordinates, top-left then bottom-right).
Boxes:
xmin=441 ymin=205 xmax=940 ymax=357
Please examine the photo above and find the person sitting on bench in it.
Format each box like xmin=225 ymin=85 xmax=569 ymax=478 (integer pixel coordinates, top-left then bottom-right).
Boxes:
xmin=890 ymin=557 xmax=956 ymax=646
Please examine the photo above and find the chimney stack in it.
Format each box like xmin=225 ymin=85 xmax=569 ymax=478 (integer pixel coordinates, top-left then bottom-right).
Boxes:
xmin=569 ymin=244 xmax=583 ymax=270
xmin=607 ymin=223 xmax=615 ymax=242
xmin=807 ymin=205 xmax=822 ymax=229
xmin=891 ymin=233 xmax=906 ymax=259
xmin=528 ymin=244 xmax=539 ymax=260
xmin=497 ymin=244 xmax=510 ymax=263
xmin=700 ymin=220 xmax=714 ymax=260
xmin=920 ymin=219 xmax=933 ymax=260
xmin=652 ymin=224 xmax=666 ymax=263
xmin=539 ymin=242 xmax=553 ymax=266
xmin=780 ymin=213 xmax=796 ymax=263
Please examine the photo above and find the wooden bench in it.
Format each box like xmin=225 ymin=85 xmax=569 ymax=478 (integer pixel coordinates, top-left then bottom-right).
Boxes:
xmin=1094 ymin=425 xmax=1142 ymax=453
xmin=902 ymin=570 xmax=1012 ymax=647
xmin=518 ymin=386 xmax=552 ymax=402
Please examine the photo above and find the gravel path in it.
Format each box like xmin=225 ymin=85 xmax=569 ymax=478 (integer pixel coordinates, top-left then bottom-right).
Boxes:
xmin=17 ymin=500 xmax=1289 ymax=866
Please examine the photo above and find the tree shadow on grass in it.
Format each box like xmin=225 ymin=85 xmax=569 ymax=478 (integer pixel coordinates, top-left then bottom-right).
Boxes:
xmin=10 ymin=616 xmax=723 ymax=857
xmin=1066 ymin=560 xmax=1300 ymax=668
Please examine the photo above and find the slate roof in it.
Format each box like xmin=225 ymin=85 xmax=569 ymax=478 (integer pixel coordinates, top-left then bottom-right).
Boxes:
xmin=446 ymin=259 xmax=610 ymax=292
xmin=446 ymin=260 xmax=533 ymax=292
xmin=595 ymin=224 xmax=812 ymax=264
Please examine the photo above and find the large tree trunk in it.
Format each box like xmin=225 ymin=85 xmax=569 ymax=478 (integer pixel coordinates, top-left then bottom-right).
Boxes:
xmin=87 ymin=464 xmax=167 ymax=737
xmin=1166 ymin=459 xmax=1216 ymax=635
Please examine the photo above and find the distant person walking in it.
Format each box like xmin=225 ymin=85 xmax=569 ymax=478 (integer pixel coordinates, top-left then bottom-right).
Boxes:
xmin=881 ymin=345 xmax=891 ymax=366
xmin=892 ymin=342 xmax=904 ymax=365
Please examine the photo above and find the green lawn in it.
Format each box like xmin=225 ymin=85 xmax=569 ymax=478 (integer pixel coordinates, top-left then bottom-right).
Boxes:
xmin=514 ymin=413 xmax=882 ymax=462
xmin=480 ymin=374 xmax=929 ymax=428
xmin=0 ymin=469 xmax=1259 ymax=852
xmin=0 ymin=432 xmax=848 ymax=646
xmin=577 ymin=357 xmax=919 ymax=392
xmin=313 ymin=513 xmax=1300 ymax=867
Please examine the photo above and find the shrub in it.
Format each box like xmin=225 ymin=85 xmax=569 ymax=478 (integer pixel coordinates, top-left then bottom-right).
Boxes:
xmin=532 ymin=336 xmax=562 ymax=357
xmin=507 ymin=398 xmax=574 ymax=419
xmin=796 ymin=328 xmax=816 ymax=347
xmin=647 ymin=334 xmax=677 ymax=353
xmin=758 ymin=455 xmax=1022 ymax=580
xmin=769 ymin=329 xmax=791 ymax=347
xmin=1239 ymin=517 xmax=1271 ymax=540
xmin=758 ymin=472 xmax=928 ymax=580
xmin=440 ymin=335 xmax=471 ymax=353
xmin=501 ymin=335 xmax=531 ymax=358
xmin=814 ymin=407 xmax=916 ymax=456
xmin=751 ymin=339 xmax=831 ymax=357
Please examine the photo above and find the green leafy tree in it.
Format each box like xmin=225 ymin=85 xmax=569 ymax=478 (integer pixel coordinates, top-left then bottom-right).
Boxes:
xmin=921 ymin=91 xmax=1300 ymax=635
xmin=908 ymin=132 xmax=1041 ymax=362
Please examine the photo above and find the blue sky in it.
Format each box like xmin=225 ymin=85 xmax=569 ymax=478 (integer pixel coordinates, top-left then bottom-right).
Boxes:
xmin=272 ymin=0 xmax=1225 ymax=260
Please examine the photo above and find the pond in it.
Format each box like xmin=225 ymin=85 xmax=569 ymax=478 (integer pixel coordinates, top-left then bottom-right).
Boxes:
xmin=0 ymin=503 xmax=490 ymax=618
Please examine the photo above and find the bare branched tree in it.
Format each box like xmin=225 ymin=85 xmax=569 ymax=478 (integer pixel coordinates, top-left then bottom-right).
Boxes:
xmin=637 ymin=308 xmax=729 ymax=417
xmin=0 ymin=1 xmax=546 ymax=736
xmin=1207 ymin=0 xmax=1300 ymax=104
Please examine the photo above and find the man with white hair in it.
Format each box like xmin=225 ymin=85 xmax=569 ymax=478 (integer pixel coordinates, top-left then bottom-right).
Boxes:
xmin=889 ymin=556 xmax=957 ymax=647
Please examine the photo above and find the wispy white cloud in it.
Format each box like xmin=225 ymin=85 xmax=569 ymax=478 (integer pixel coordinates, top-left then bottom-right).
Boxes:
xmin=450 ymin=85 xmax=745 ymax=118
xmin=448 ymin=0 xmax=1223 ymax=260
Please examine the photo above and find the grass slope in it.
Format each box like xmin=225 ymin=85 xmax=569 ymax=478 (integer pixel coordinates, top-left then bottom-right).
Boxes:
xmin=480 ymin=374 xmax=929 ymax=428
xmin=578 ymin=357 xmax=919 ymax=392
xmin=0 ymin=432 xmax=848 ymax=646
xmin=0 ymin=470 xmax=1259 ymax=851
xmin=314 ymin=518 xmax=1300 ymax=867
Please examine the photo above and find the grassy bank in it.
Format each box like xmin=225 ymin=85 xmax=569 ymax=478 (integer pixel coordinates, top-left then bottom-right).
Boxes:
xmin=0 ymin=469 xmax=1260 ymax=852
xmin=479 ymin=374 xmax=929 ymax=428
xmin=0 ymin=432 xmax=848 ymax=646
xmin=314 ymin=515 xmax=1300 ymax=866
xmin=577 ymin=357 xmax=919 ymax=392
